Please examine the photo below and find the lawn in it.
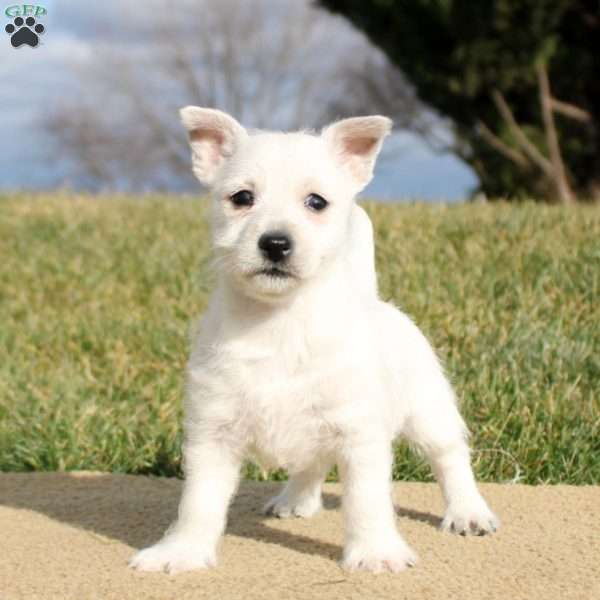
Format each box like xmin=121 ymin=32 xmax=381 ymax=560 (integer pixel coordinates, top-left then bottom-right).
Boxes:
xmin=0 ymin=194 xmax=598 ymax=484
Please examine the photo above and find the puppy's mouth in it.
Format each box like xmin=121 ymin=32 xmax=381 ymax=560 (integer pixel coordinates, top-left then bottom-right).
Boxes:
xmin=252 ymin=266 xmax=296 ymax=279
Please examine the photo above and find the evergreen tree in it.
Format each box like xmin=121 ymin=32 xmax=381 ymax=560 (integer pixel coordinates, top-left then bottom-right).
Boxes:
xmin=320 ymin=0 xmax=600 ymax=202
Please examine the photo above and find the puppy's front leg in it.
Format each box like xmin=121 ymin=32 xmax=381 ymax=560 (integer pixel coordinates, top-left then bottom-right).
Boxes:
xmin=340 ymin=440 xmax=417 ymax=573
xmin=129 ymin=440 xmax=240 ymax=574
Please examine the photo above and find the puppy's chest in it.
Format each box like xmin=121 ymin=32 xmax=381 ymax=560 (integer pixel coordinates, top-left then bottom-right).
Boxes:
xmin=193 ymin=313 xmax=373 ymax=469
xmin=229 ymin=340 xmax=349 ymax=470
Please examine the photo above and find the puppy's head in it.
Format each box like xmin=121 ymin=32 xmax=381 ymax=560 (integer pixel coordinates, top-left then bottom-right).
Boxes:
xmin=180 ymin=107 xmax=391 ymax=302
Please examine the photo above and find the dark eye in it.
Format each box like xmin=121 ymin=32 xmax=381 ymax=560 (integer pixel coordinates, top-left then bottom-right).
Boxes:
xmin=230 ymin=190 xmax=254 ymax=207
xmin=305 ymin=193 xmax=328 ymax=212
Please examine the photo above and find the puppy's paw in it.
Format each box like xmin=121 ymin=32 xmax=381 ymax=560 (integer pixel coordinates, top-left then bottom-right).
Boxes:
xmin=341 ymin=536 xmax=417 ymax=573
xmin=441 ymin=497 xmax=500 ymax=536
xmin=263 ymin=491 xmax=322 ymax=519
xmin=129 ymin=537 xmax=216 ymax=574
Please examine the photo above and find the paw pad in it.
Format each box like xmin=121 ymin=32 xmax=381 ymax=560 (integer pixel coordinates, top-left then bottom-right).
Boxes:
xmin=5 ymin=16 xmax=45 ymax=48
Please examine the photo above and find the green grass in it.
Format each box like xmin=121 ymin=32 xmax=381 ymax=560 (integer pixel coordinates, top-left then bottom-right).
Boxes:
xmin=0 ymin=193 xmax=598 ymax=484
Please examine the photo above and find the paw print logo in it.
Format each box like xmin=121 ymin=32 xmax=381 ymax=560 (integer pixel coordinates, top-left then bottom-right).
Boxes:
xmin=5 ymin=16 xmax=45 ymax=48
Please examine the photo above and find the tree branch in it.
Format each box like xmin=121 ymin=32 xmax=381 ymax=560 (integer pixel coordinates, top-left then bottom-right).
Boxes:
xmin=550 ymin=98 xmax=592 ymax=123
xmin=491 ymin=89 xmax=554 ymax=177
xmin=476 ymin=120 xmax=530 ymax=169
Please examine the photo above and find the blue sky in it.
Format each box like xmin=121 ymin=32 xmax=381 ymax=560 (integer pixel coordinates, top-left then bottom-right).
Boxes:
xmin=0 ymin=0 xmax=478 ymax=201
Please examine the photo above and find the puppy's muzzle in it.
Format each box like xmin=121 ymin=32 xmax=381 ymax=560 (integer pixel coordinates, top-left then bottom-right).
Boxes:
xmin=258 ymin=231 xmax=293 ymax=263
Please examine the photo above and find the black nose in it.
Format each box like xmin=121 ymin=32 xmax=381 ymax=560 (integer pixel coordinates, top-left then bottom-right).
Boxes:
xmin=258 ymin=231 xmax=293 ymax=263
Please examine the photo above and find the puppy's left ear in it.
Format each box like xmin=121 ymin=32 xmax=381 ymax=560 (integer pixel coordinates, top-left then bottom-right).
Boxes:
xmin=322 ymin=116 xmax=392 ymax=189
xmin=179 ymin=106 xmax=247 ymax=186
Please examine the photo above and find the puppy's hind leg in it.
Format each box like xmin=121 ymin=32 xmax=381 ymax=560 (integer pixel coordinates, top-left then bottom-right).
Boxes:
xmin=401 ymin=368 xmax=500 ymax=536
xmin=263 ymin=458 xmax=332 ymax=519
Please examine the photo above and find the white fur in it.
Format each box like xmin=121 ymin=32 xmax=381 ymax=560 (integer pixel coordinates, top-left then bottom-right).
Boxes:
xmin=129 ymin=108 xmax=499 ymax=575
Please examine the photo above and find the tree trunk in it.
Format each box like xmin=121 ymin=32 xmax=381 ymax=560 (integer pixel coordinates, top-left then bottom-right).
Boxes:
xmin=537 ymin=63 xmax=575 ymax=205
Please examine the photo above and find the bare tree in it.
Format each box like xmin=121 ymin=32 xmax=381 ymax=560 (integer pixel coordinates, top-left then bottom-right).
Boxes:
xmin=43 ymin=0 xmax=424 ymax=192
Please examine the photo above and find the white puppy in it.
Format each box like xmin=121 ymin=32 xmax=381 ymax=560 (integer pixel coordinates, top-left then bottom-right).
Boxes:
xmin=129 ymin=108 xmax=499 ymax=575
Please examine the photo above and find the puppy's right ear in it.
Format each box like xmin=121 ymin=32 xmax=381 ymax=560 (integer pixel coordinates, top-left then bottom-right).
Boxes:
xmin=179 ymin=107 xmax=247 ymax=185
